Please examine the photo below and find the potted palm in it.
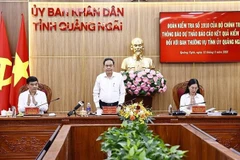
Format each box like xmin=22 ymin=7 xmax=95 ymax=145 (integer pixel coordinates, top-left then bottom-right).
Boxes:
xmin=97 ymin=102 xmax=187 ymax=160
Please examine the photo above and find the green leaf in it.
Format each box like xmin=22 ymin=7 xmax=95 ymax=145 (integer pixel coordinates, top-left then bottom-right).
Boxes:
xmin=170 ymin=145 xmax=180 ymax=152
xmin=118 ymin=141 xmax=127 ymax=148
xmin=96 ymin=136 xmax=102 ymax=141
xmin=129 ymin=147 xmax=135 ymax=156
xmin=138 ymin=150 xmax=146 ymax=160
xmin=127 ymin=139 xmax=130 ymax=147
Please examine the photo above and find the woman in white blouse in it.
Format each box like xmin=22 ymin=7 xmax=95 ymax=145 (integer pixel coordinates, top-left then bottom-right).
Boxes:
xmin=180 ymin=79 xmax=205 ymax=114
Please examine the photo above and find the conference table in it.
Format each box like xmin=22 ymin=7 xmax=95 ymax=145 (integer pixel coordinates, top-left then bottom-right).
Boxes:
xmin=0 ymin=113 xmax=239 ymax=159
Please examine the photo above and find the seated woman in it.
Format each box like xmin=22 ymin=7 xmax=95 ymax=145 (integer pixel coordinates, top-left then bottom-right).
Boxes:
xmin=180 ymin=79 xmax=205 ymax=114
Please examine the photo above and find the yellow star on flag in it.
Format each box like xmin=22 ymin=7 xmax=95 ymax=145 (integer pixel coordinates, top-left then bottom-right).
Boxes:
xmin=12 ymin=53 xmax=29 ymax=86
xmin=0 ymin=58 xmax=12 ymax=90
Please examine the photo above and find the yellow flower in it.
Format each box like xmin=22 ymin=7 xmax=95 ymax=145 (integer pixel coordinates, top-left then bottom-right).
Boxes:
xmin=119 ymin=101 xmax=152 ymax=123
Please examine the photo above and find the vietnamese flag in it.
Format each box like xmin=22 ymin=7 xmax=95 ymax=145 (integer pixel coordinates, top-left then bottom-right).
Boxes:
xmin=0 ymin=14 xmax=13 ymax=110
xmin=9 ymin=14 xmax=29 ymax=108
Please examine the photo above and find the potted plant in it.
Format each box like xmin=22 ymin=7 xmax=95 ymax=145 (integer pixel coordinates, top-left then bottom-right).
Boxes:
xmin=97 ymin=102 xmax=187 ymax=160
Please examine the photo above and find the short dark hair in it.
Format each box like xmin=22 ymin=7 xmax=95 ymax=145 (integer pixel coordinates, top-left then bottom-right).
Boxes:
xmin=27 ymin=76 xmax=38 ymax=84
xmin=184 ymin=78 xmax=201 ymax=94
xmin=103 ymin=58 xmax=115 ymax=65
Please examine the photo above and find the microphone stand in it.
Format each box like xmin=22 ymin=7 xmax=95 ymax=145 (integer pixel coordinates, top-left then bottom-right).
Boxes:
xmin=67 ymin=101 xmax=85 ymax=117
xmin=180 ymin=102 xmax=206 ymax=108
xmin=36 ymin=98 xmax=60 ymax=108
xmin=68 ymin=108 xmax=82 ymax=117
xmin=69 ymin=110 xmax=77 ymax=117
xmin=121 ymin=98 xmax=136 ymax=106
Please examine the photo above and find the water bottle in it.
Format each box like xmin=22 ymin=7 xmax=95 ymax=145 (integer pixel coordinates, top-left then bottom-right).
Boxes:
xmin=11 ymin=106 xmax=16 ymax=118
xmin=168 ymin=104 xmax=172 ymax=115
xmin=86 ymin=102 xmax=91 ymax=115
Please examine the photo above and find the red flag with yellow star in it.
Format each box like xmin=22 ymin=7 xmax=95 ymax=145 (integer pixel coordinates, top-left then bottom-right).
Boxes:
xmin=0 ymin=14 xmax=13 ymax=110
xmin=9 ymin=15 xmax=29 ymax=108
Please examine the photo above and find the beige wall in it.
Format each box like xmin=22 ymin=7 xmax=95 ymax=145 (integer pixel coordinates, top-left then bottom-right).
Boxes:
xmin=1 ymin=1 xmax=240 ymax=113
xmin=0 ymin=0 xmax=28 ymax=55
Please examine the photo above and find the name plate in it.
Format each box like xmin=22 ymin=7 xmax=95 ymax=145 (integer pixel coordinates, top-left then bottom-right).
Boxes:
xmin=192 ymin=106 xmax=206 ymax=113
xmin=102 ymin=106 xmax=117 ymax=115
xmin=25 ymin=107 xmax=39 ymax=115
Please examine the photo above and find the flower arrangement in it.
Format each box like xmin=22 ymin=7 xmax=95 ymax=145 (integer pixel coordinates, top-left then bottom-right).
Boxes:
xmin=97 ymin=102 xmax=187 ymax=159
xmin=121 ymin=69 xmax=167 ymax=96
xmin=118 ymin=101 xmax=153 ymax=124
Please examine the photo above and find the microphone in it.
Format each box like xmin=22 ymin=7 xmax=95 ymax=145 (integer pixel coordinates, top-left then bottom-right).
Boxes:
xmin=36 ymin=98 xmax=60 ymax=108
xmin=172 ymin=110 xmax=186 ymax=116
xmin=221 ymin=107 xmax=238 ymax=115
xmin=180 ymin=101 xmax=206 ymax=107
xmin=67 ymin=101 xmax=84 ymax=117
xmin=73 ymin=101 xmax=84 ymax=110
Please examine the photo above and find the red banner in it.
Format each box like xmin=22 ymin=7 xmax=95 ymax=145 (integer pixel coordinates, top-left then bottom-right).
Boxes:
xmin=0 ymin=14 xmax=12 ymax=110
xmin=10 ymin=14 xmax=29 ymax=108
xmin=159 ymin=12 xmax=240 ymax=62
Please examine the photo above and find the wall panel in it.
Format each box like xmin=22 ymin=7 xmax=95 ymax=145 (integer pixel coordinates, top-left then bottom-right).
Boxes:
xmin=27 ymin=2 xmax=240 ymax=113
xmin=0 ymin=1 xmax=28 ymax=55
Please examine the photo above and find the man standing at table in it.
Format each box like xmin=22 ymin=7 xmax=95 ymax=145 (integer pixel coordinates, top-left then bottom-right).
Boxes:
xmin=18 ymin=76 xmax=48 ymax=114
xmin=93 ymin=58 xmax=125 ymax=113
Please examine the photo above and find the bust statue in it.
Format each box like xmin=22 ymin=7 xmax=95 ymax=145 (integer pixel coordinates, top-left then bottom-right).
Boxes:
xmin=121 ymin=38 xmax=155 ymax=71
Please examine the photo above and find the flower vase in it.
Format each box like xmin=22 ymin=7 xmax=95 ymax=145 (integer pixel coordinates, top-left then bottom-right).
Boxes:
xmin=125 ymin=94 xmax=153 ymax=109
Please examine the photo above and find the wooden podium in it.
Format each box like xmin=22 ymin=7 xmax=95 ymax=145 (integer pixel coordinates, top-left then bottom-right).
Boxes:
xmin=43 ymin=124 xmax=240 ymax=160
xmin=0 ymin=115 xmax=240 ymax=159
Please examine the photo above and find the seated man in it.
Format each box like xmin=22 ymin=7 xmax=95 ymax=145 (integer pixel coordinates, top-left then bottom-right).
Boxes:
xmin=18 ymin=76 xmax=48 ymax=114
xmin=121 ymin=37 xmax=155 ymax=71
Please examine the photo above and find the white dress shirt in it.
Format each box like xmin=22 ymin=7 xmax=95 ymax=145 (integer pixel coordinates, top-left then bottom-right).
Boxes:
xmin=180 ymin=93 xmax=205 ymax=113
xmin=18 ymin=90 xmax=48 ymax=114
xmin=93 ymin=72 xmax=126 ymax=109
